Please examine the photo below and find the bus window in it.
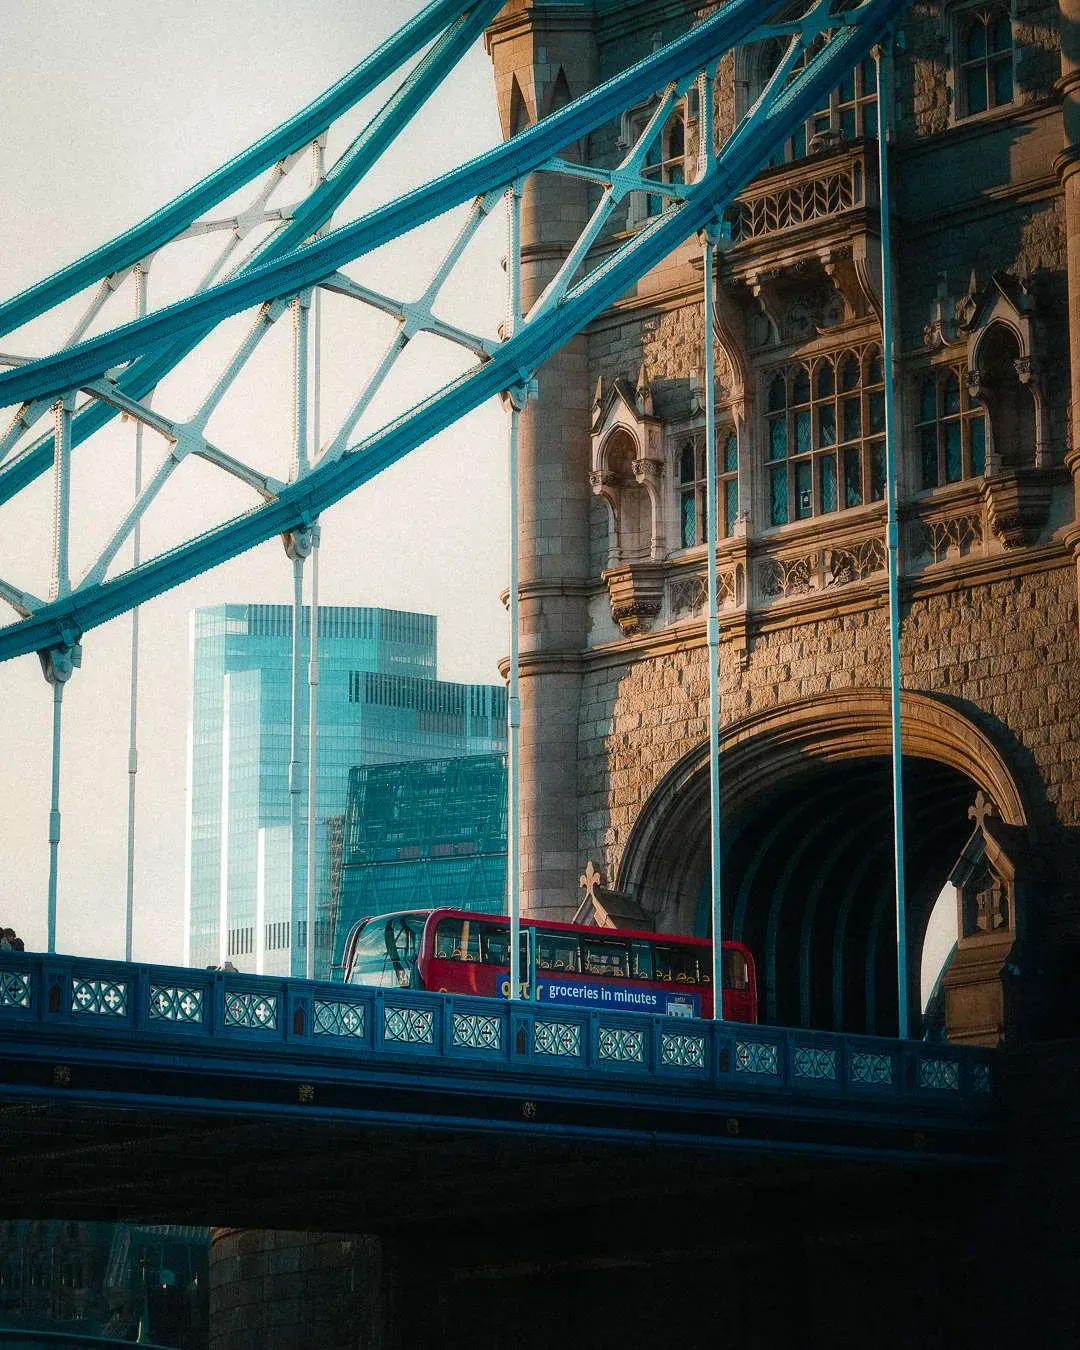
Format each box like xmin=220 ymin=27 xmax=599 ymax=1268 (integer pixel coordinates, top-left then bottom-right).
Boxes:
xmin=724 ymin=947 xmax=750 ymax=991
xmin=349 ymin=915 xmax=424 ymax=987
xmin=433 ymin=918 xmax=481 ymax=962
xmin=654 ymin=944 xmax=706 ymax=985
xmin=536 ymin=932 xmax=579 ymax=972
xmin=581 ymin=937 xmax=630 ymax=979
xmin=631 ymin=940 xmax=653 ymax=981
xmin=481 ymin=924 xmax=509 ymax=965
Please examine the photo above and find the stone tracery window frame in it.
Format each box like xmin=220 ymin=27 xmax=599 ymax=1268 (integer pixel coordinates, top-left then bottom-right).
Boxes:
xmin=762 ymin=344 xmax=887 ymax=528
xmin=913 ymin=360 xmax=987 ymax=491
xmin=673 ymin=422 xmax=740 ymax=551
xmin=951 ymin=3 xmax=1015 ymax=121
xmin=620 ymin=97 xmax=690 ymax=227
xmin=744 ymin=37 xmax=879 ymax=167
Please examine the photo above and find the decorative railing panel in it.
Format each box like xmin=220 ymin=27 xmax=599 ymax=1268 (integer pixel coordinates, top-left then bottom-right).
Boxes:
xmin=660 ymin=1031 xmax=707 ymax=1070
xmin=384 ymin=1005 xmax=434 ymax=1045
xmin=71 ymin=978 xmax=127 ymax=1018
xmin=451 ymin=1011 xmax=502 ymax=1052
xmin=149 ymin=985 xmax=204 ymax=1025
xmin=725 ymin=152 xmax=866 ymax=245
xmin=534 ymin=1020 xmax=582 ymax=1058
xmin=224 ymin=990 xmax=277 ymax=1031
xmin=0 ymin=970 xmax=31 ymax=1010
xmin=597 ymin=1025 xmax=645 ymax=1064
xmin=314 ymin=1000 xmax=366 ymax=1039
xmin=793 ymin=1045 xmax=837 ymax=1081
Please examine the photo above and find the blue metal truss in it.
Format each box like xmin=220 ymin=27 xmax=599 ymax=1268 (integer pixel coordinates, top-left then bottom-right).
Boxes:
xmin=0 ymin=0 xmax=910 ymax=664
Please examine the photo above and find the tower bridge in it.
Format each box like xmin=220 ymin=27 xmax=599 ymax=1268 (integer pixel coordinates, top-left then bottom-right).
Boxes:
xmin=2 ymin=0 xmax=1080 ymax=1344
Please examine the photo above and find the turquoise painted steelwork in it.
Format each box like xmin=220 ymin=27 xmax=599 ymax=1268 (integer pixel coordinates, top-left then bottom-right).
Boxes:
xmin=0 ymin=951 xmax=998 ymax=1164
xmin=0 ymin=0 xmax=913 ymax=664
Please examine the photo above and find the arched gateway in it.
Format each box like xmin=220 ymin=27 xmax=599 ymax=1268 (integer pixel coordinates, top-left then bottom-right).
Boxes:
xmin=616 ymin=690 xmax=1030 ymax=1042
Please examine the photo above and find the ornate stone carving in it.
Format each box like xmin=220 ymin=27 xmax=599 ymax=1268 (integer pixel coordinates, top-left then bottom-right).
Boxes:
xmin=982 ymin=469 xmax=1053 ymax=549
xmin=910 ymin=513 xmax=984 ymax=565
xmin=758 ymin=542 xmax=885 ymax=600
xmin=668 ymin=567 xmax=739 ymax=619
xmin=603 ymin=562 xmax=665 ymax=636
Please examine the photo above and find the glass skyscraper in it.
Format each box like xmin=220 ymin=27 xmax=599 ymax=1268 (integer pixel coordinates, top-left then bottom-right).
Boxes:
xmin=331 ymin=752 xmax=508 ymax=969
xmin=185 ymin=604 xmax=506 ymax=977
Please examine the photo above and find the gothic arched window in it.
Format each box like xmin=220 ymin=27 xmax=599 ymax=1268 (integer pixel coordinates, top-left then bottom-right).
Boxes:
xmin=756 ymin=40 xmax=878 ymax=166
xmin=678 ymin=428 xmax=739 ymax=547
xmin=765 ymin=348 xmax=885 ymax=526
xmin=624 ymin=101 xmax=689 ymax=224
xmin=915 ymin=365 xmax=986 ymax=488
xmin=957 ymin=6 xmax=1014 ymax=117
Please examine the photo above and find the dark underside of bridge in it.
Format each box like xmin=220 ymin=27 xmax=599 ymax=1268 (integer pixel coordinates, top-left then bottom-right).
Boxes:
xmin=0 ymin=1097 xmax=990 ymax=1233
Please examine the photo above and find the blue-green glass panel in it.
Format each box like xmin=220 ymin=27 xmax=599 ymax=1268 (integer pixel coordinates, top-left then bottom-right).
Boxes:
xmin=770 ymin=465 xmax=788 ymax=525
xmin=919 ymin=378 xmax=937 ymax=424
xmin=647 ymin=193 xmax=663 ymax=217
xmin=669 ymin=164 xmax=685 ymax=185
xmin=724 ymin=479 xmax=739 ymax=537
xmin=793 ymin=367 xmax=811 ymax=405
xmin=723 ymin=432 xmax=738 ymax=473
xmin=795 ymin=410 xmax=812 ymax=455
xmin=844 ymin=448 xmax=863 ymax=508
xmin=821 ymin=454 xmax=837 ymax=513
xmin=795 ymin=459 xmax=813 ymax=519
xmin=991 ymin=14 xmax=1011 ymax=53
xmin=791 ymin=125 xmax=807 ymax=160
xmin=840 ymin=107 xmax=856 ymax=140
xmin=818 ymin=404 xmax=836 ymax=447
xmin=945 ymin=422 xmax=963 ymax=482
xmin=966 ymin=67 xmax=988 ymax=115
xmin=965 ymin=18 xmax=987 ymax=60
xmin=840 ymin=355 xmax=860 ymax=391
xmin=871 ymin=442 xmax=886 ymax=501
xmin=994 ymin=57 xmax=1013 ymax=106
xmin=816 ymin=360 xmax=835 ymax=398
xmin=863 ymin=57 xmax=877 ymax=94
xmin=679 ymin=441 xmax=695 ymax=483
xmin=842 ymin=396 xmax=861 ymax=441
xmin=970 ymin=415 xmax=986 ymax=475
xmin=769 ymin=416 xmax=787 ymax=461
xmin=681 ymin=491 xmax=696 ymax=548
xmin=768 ymin=375 xmax=787 ymax=412
xmin=869 ymin=391 xmax=885 ymax=435
xmin=921 ymin=428 xmax=939 ymax=488
xmin=866 ymin=351 xmax=883 ymax=386
xmin=840 ymin=71 xmax=855 ymax=103
xmin=944 ymin=372 xmax=961 ymax=416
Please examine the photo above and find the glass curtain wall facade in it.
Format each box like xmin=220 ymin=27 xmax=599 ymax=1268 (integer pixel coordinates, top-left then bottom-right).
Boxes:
xmin=331 ymin=752 xmax=508 ymax=969
xmin=186 ymin=604 xmax=506 ymax=978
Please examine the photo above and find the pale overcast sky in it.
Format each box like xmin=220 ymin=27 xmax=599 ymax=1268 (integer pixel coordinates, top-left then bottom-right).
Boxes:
xmin=0 ymin=1 xmax=508 ymax=961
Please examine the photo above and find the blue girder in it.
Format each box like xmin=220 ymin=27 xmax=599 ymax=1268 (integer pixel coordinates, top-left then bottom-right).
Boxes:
xmin=0 ymin=0 xmax=910 ymax=662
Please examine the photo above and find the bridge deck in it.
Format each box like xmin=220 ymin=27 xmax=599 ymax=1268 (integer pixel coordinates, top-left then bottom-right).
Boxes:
xmin=0 ymin=952 xmax=998 ymax=1229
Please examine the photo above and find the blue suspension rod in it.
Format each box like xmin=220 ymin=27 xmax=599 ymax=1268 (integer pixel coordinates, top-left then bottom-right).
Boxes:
xmin=0 ymin=0 xmax=910 ymax=665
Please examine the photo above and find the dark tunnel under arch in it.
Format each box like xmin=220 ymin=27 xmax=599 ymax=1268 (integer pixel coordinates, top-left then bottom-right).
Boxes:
xmin=617 ymin=690 xmax=1029 ymax=1037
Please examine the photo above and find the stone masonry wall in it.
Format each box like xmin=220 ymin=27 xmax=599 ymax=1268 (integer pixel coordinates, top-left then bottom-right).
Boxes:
xmin=578 ymin=565 xmax=1080 ymax=913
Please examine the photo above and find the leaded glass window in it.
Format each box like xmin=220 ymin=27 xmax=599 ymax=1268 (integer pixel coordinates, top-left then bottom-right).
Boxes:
xmin=764 ymin=347 xmax=885 ymax=526
xmin=915 ymin=365 xmax=986 ymax=489
xmin=760 ymin=42 xmax=878 ymax=165
xmin=958 ymin=7 xmax=1013 ymax=118
xmin=678 ymin=428 xmax=739 ymax=547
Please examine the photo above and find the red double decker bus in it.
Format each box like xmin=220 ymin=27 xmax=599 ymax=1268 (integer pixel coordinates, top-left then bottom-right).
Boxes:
xmin=341 ymin=908 xmax=757 ymax=1022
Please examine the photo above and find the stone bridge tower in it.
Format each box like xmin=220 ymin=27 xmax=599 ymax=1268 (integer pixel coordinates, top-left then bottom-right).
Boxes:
xmin=487 ymin=0 xmax=1080 ymax=1046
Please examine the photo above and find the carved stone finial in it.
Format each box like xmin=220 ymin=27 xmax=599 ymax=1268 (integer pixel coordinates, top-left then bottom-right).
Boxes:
xmin=592 ymin=376 xmax=604 ymax=427
xmin=579 ymin=860 xmax=602 ymax=904
xmin=635 ymin=363 xmax=653 ymax=417
xmin=968 ymin=791 xmax=995 ymax=832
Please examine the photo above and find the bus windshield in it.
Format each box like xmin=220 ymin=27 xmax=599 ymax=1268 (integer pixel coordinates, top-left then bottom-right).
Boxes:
xmin=348 ymin=914 xmax=425 ymax=988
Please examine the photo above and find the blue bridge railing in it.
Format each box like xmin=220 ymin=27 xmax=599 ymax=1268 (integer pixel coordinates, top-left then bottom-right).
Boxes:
xmin=0 ymin=950 xmax=993 ymax=1114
